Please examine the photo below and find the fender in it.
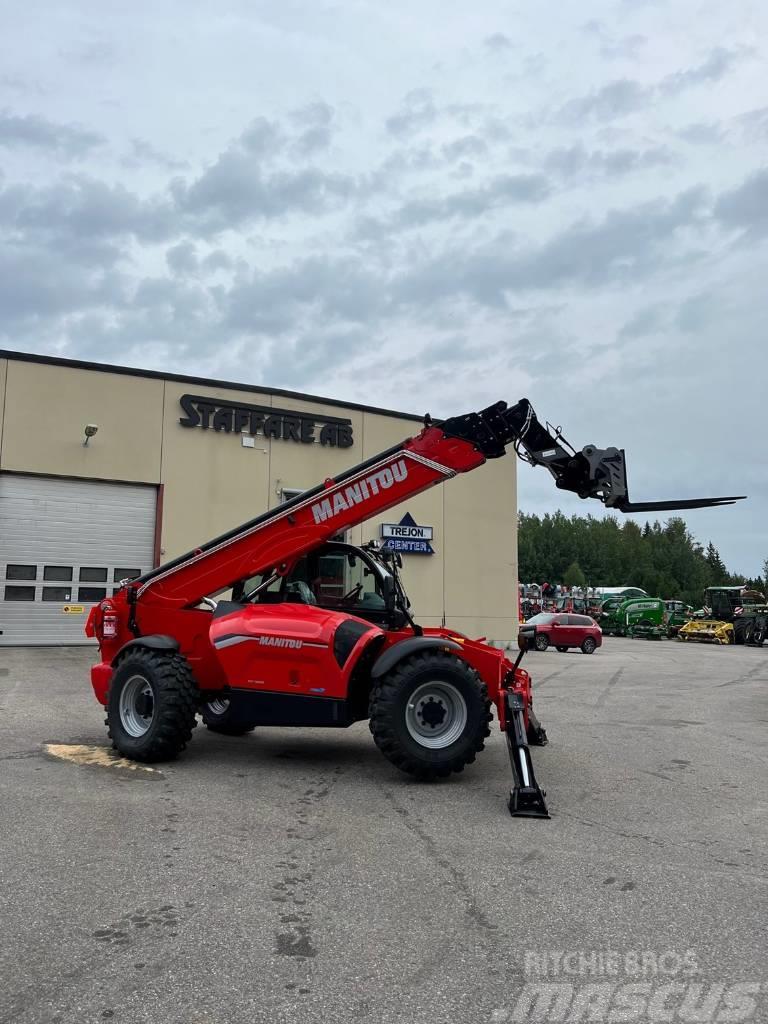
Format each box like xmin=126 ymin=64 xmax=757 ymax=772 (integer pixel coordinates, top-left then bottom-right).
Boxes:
xmin=112 ymin=635 xmax=180 ymax=665
xmin=371 ymin=636 xmax=462 ymax=679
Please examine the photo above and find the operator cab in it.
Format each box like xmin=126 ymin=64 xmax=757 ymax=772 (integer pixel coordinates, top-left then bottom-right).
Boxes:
xmin=233 ymin=542 xmax=409 ymax=629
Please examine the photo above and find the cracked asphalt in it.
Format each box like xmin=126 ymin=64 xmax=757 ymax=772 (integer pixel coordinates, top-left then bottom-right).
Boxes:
xmin=0 ymin=640 xmax=766 ymax=1024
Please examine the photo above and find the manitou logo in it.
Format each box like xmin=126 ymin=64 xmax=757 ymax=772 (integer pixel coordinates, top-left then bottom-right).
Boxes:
xmin=259 ymin=636 xmax=303 ymax=649
xmin=311 ymin=460 xmax=409 ymax=524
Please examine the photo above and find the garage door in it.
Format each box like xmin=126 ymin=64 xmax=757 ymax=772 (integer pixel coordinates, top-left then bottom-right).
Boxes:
xmin=0 ymin=474 xmax=157 ymax=646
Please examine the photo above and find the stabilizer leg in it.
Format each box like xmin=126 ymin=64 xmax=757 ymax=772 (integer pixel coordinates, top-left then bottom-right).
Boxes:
xmin=504 ymin=691 xmax=550 ymax=819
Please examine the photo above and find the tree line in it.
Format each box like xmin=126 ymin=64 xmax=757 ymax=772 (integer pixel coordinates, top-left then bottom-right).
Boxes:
xmin=518 ymin=512 xmax=767 ymax=608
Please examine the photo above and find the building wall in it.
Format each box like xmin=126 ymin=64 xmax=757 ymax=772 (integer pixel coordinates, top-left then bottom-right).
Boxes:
xmin=0 ymin=354 xmax=518 ymax=642
xmin=0 ymin=357 xmax=7 ymax=458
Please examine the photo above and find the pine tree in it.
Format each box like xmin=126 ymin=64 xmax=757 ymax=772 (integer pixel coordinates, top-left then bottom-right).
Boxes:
xmin=563 ymin=561 xmax=586 ymax=587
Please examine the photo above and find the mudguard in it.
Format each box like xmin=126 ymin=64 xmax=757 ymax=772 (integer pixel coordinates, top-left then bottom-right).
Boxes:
xmin=371 ymin=636 xmax=462 ymax=678
xmin=112 ymin=635 xmax=180 ymax=664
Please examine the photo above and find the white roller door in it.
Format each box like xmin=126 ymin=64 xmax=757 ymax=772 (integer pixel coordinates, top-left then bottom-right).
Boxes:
xmin=0 ymin=474 xmax=157 ymax=646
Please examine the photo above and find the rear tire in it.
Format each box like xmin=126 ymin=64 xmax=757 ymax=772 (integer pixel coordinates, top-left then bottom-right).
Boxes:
xmin=581 ymin=637 xmax=597 ymax=655
xmin=556 ymin=645 xmax=568 ymax=653
xmin=106 ymin=650 xmax=198 ymax=762
xmin=534 ymin=633 xmax=550 ymax=652
xmin=202 ymin=697 xmax=257 ymax=736
xmin=369 ymin=651 xmax=492 ymax=779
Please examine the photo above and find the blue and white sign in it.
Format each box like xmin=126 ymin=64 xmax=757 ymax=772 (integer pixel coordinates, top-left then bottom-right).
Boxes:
xmin=381 ymin=513 xmax=434 ymax=555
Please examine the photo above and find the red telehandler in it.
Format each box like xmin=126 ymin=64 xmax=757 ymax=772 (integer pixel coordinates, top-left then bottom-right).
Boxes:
xmin=85 ymin=399 xmax=742 ymax=817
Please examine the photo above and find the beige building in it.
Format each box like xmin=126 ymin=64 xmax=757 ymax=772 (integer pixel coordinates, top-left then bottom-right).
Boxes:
xmin=0 ymin=350 xmax=517 ymax=645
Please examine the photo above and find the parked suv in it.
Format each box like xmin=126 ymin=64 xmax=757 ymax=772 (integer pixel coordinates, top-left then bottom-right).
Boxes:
xmin=523 ymin=612 xmax=602 ymax=654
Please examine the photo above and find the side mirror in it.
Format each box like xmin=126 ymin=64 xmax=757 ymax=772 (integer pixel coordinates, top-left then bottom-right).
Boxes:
xmin=381 ymin=574 xmax=396 ymax=611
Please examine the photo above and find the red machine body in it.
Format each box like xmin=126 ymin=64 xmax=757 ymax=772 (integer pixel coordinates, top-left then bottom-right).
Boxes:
xmin=86 ymin=397 xmax=742 ymax=817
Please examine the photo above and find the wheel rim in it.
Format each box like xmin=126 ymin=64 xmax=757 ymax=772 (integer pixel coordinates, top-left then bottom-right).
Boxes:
xmin=405 ymin=681 xmax=468 ymax=750
xmin=584 ymin=638 xmax=595 ymax=652
xmin=206 ymin=698 xmax=230 ymax=716
xmin=535 ymin=635 xmax=548 ymax=650
xmin=119 ymin=675 xmax=155 ymax=738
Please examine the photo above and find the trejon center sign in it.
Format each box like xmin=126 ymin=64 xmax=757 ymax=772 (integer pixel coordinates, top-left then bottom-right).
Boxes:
xmin=179 ymin=394 xmax=354 ymax=448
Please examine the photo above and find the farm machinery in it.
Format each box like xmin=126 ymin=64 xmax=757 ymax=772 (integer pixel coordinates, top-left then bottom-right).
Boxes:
xmin=85 ymin=397 xmax=743 ymax=818
xmin=678 ymin=586 xmax=767 ymax=646
xmin=599 ymin=596 xmax=666 ymax=638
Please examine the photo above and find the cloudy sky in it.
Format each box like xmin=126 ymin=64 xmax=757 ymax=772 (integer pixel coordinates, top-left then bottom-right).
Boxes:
xmin=1 ymin=0 xmax=766 ymax=575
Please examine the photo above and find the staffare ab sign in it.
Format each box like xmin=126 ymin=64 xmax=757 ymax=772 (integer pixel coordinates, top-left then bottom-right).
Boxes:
xmin=381 ymin=513 xmax=434 ymax=555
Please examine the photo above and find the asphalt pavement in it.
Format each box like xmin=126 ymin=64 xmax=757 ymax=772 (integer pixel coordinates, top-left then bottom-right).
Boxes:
xmin=1 ymin=639 xmax=766 ymax=1024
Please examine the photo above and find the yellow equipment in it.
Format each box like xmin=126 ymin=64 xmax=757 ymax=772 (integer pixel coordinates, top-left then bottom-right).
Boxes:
xmin=678 ymin=619 xmax=734 ymax=645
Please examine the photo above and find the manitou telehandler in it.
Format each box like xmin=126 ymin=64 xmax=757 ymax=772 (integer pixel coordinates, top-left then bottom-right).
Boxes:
xmin=85 ymin=399 xmax=743 ymax=817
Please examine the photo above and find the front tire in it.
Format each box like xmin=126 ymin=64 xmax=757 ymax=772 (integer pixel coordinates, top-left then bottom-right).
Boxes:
xmin=202 ymin=697 xmax=257 ymax=736
xmin=106 ymin=650 xmax=198 ymax=762
xmin=534 ymin=633 xmax=550 ymax=652
xmin=369 ymin=651 xmax=491 ymax=779
xmin=581 ymin=637 xmax=597 ymax=655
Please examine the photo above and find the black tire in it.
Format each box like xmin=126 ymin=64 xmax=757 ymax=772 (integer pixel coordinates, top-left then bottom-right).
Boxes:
xmin=106 ymin=649 xmax=199 ymax=762
xmin=201 ymin=697 xmax=257 ymax=736
xmin=581 ymin=636 xmax=597 ymax=655
xmin=534 ymin=633 xmax=550 ymax=652
xmin=368 ymin=651 xmax=492 ymax=779
xmin=556 ymin=645 xmax=568 ymax=653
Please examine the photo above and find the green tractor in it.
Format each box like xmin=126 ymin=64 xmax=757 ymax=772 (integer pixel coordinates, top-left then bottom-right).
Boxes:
xmin=599 ymin=596 xmax=667 ymax=639
xmin=665 ymin=600 xmax=693 ymax=639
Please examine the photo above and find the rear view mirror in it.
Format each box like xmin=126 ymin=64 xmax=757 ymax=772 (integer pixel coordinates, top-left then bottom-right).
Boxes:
xmin=381 ymin=574 xmax=396 ymax=610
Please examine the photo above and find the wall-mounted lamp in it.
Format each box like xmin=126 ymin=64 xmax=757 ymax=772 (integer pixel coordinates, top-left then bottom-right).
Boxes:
xmin=83 ymin=424 xmax=99 ymax=447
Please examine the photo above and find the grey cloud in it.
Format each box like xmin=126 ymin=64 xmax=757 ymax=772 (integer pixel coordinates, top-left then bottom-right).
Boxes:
xmin=0 ymin=110 xmax=104 ymax=157
xmin=484 ymin=33 xmax=513 ymax=52
xmin=713 ymin=168 xmax=768 ymax=240
xmin=659 ymin=47 xmax=742 ymax=96
xmin=677 ymin=122 xmax=725 ymax=145
xmin=127 ymin=138 xmax=188 ymax=170
xmin=1 ymin=176 xmax=175 ymax=243
xmin=239 ymin=116 xmax=284 ymax=157
xmin=442 ymin=136 xmax=488 ymax=161
xmin=356 ymin=174 xmax=550 ymax=240
xmin=558 ymin=48 xmax=742 ymax=124
xmin=203 ymin=249 xmax=233 ymax=272
xmin=393 ymin=187 xmax=709 ymax=308
xmin=675 ymin=292 xmax=721 ymax=333
xmin=262 ymin=325 xmax=368 ymax=387
xmin=177 ymin=154 xmax=356 ymax=233
xmin=288 ymin=102 xmax=335 ymax=155
xmin=393 ymin=173 xmax=550 ymax=227
xmin=558 ymin=79 xmax=648 ymax=123
xmin=225 ymin=256 xmax=385 ymax=335
xmin=544 ymin=143 xmax=675 ymax=179
xmin=580 ymin=21 xmax=646 ymax=59
xmin=619 ymin=304 xmax=668 ymax=338
xmin=738 ymin=107 xmax=768 ymax=139
xmin=386 ymin=90 xmax=437 ymax=137
xmin=166 ymin=241 xmax=198 ymax=275
xmin=0 ymin=239 xmax=126 ymax=329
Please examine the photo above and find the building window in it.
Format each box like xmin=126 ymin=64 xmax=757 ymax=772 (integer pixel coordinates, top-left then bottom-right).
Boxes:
xmin=79 ymin=587 xmax=107 ymax=602
xmin=79 ymin=568 xmax=107 ymax=582
xmin=42 ymin=587 xmax=72 ymax=602
xmin=4 ymin=585 xmax=35 ymax=601
xmin=44 ymin=566 xmax=73 ymax=581
xmin=6 ymin=564 xmax=36 ymax=581
xmin=113 ymin=569 xmax=141 ymax=582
